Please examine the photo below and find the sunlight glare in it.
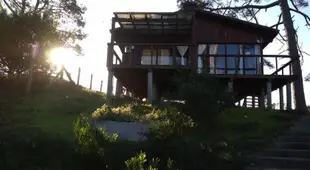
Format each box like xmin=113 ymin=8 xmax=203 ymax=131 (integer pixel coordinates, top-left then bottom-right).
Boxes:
xmin=49 ymin=48 xmax=75 ymax=68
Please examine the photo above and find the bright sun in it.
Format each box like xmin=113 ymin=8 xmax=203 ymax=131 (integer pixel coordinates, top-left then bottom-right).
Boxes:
xmin=49 ymin=48 xmax=74 ymax=67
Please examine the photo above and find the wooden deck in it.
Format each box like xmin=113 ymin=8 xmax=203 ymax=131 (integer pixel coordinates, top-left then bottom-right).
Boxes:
xmin=113 ymin=67 xmax=296 ymax=99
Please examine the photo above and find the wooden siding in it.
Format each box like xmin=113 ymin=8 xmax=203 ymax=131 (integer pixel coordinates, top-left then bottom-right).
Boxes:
xmin=194 ymin=18 xmax=261 ymax=43
xmin=113 ymin=30 xmax=191 ymax=43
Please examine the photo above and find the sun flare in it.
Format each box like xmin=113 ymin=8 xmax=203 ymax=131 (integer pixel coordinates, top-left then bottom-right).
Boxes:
xmin=49 ymin=48 xmax=75 ymax=68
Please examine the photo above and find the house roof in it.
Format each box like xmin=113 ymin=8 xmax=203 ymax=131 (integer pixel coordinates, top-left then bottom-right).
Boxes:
xmin=113 ymin=10 xmax=279 ymax=45
xmin=113 ymin=12 xmax=194 ymax=33
xmin=193 ymin=9 xmax=279 ymax=42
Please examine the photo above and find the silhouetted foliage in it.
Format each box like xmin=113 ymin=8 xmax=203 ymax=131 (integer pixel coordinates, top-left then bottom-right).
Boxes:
xmin=173 ymin=71 xmax=234 ymax=125
xmin=305 ymin=73 xmax=310 ymax=81
xmin=0 ymin=0 xmax=86 ymax=79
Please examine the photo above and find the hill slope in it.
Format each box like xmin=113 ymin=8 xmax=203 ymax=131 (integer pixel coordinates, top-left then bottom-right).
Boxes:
xmin=0 ymin=81 xmax=106 ymax=141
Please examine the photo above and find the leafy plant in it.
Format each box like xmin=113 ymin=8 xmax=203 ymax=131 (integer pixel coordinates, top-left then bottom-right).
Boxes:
xmin=173 ymin=72 xmax=234 ymax=126
xmin=125 ymin=151 xmax=175 ymax=170
xmin=74 ymin=113 xmax=117 ymax=155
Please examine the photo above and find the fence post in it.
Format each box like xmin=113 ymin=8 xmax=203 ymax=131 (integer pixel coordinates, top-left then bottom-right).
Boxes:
xmin=100 ymin=80 xmax=103 ymax=92
xmin=90 ymin=74 xmax=93 ymax=90
xmin=77 ymin=67 xmax=81 ymax=85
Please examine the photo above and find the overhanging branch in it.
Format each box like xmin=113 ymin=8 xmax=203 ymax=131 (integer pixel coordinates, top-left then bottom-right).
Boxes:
xmin=3 ymin=0 xmax=18 ymax=16
xmin=206 ymin=1 xmax=280 ymax=11
xmin=270 ymin=13 xmax=283 ymax=29
xmin=290 ymin=8 xmax=310 ymax=26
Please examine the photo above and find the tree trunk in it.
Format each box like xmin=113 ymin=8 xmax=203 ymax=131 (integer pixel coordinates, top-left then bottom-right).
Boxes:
xmin=280 ymin=0 xmax=308 ymax=113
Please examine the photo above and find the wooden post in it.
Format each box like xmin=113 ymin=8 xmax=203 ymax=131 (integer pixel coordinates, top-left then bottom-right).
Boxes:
xmin=77 ymin=67 xmax=81 ymax=85
xmin=147 ymin=69 xmax=153 ymax=104
xmin=100 ymin=80 xmax=103 ymax=92
xmin=26 ymin=57 xmax=34 ymax=94
xmin=90 ymin=74 xmax=93 ymax=90
xmin=228 ymin=80 xmax=233 ymax=92
xmin=60 ymin=64 xmax=64 ymax=79
xmin=116 ymin=80 xmax=122 ymax=97
xmin=260 ymin=87 xmax=265 ymax=109
xmin=106 ymin=18 xmax=116 ymax=103
xmin=286 ymin=83 xmax=292 ymax=110
xmin=107 ymin=71 xmax=114 ymax=104
xmin=267 ymin=80 xmax=272 ymax=109
xmin=244 ymin=97 xmax=247 ymax=108
xmin=279 ymin=87 xmax=284 ymax=110
xmin=252 ymin=94 xmax=255 ymax=108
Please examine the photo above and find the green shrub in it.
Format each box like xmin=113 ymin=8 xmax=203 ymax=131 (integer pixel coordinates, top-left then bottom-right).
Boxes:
xmin=92 ymin=103 xmax=111 ymax=119
xmin=92 ymin=103 xmax=162 ymax=122
xmin=74 ymin=113 xmax=118 ymax=155
xmin=125 ymin=151 xmax=175 ymax=170
xmin=73 ymin=113 xmax=118 ymax=169
xmin=173 ymin=72 xmax=234 ymax=126
xmin=148 ymin=108 xmax=194 ymax=140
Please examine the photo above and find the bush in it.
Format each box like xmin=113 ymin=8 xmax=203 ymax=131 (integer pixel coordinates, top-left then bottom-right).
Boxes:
xmin=125 ymin=151 xmax=175 ymax=170
xmin=92 ymin=103 xmax=160 ymax=122
xmin=92 ymin=103 xmax=112 ymax=119
xmin=73 ymin=113 xmax=118 ymax=169
xmin=173 ymin=72 xmax=234 ymax=126
xmin=148 ymin=107 xmax=194 ymax=140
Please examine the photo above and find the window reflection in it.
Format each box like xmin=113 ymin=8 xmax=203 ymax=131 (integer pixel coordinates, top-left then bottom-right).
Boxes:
xmin=209 ymin=44 xmax=225 ymax=74
xmin=141 ymin=49 xmax=156 ymax=65
xmin=226 ymin=44 xmax=238 ymax=74
xmin=207 ymin=44 xmax=261 ymax=75
xmin=243 ymin=45 xmax=256 ymax=74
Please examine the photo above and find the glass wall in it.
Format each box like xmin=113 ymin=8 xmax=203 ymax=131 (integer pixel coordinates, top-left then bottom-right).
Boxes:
xmin=141 ymin=46 xmax=189 ymax=66
xmin=198 ymin=44 xmax=262 ymax=75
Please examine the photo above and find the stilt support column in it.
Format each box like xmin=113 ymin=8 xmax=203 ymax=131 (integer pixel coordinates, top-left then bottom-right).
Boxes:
xmin=266 ymin=80 xmax=272 ymax=109
xmin=107 ymin=71 xmax=114 ymax=104
xmin=147 ymin=69 xmax=153 ymax=104
xmin=116 ymin=80 xmax=122 ymax=97
xmin=286 ymin=83 xmax=292 ymax=110
xmin=279 ymin=87 xmax=284 ymax=110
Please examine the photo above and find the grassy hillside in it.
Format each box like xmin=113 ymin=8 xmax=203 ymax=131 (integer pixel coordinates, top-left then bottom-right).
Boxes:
xmin=0 ymin=80 xmax=299 ymax=169
xmin=0 ymin=81 xmax=106 ymax=141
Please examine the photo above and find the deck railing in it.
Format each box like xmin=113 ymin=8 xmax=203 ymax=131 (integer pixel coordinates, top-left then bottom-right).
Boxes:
xmin=107 ymin=43 xmax=293 ymax=76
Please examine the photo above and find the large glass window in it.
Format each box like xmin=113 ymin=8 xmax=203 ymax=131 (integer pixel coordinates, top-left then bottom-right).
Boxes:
xmin=243 ymin=45 xmax=257 ymax=75
xmin=226 ymin=44 xmax=238 ymax=74
xmin=209 ymin=44 xmax=225 ymax=74
xmin=141 ymin=48 xmax=174 ymax=65
xmin=141 ymin=49 xmax=156 ymax=65
xmin=207 ymin=44 xmax=261 ymax=75
xmin=158 ymin=49 xmax=172 ymax=65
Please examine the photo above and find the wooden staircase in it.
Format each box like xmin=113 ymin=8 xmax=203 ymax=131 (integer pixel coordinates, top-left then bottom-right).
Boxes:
xmin=243 ymin=96 xmax=260 ymax=108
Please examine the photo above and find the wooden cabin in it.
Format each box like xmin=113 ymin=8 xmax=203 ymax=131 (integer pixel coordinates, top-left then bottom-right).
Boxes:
xmin=106 ymin=10 xmax=296 ymax=109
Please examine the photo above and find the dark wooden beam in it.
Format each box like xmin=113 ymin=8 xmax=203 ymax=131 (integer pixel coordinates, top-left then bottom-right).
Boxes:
xmin=115 ymin=18 xmax=190 ymax=23
xmin=271 ymin=60 xmax=294 ymax=75
xmin=113 ymin=50 xmax=122 ymax=63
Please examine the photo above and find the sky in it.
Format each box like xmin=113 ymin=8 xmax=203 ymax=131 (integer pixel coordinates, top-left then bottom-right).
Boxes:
xmin=60 ymin=0 xmax=310 ymax=106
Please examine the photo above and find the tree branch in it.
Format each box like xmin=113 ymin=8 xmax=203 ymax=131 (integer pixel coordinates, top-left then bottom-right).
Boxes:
xmin=206 ymin=1 xmax=280 ymax=11
xmin=250 ymin=9 xmax=260 ymax=24
xmin=289 ymin=0 xmax=299 ymax=11
xmin=270 ymin=13 xmax=283 ymax=29
xmin=3 ymin=0 xmax=17 ymax=16
xmin=278 ymin=33 xmax=287 ymax=42
xmin=289 ymin=8 xmax=310 ymax=26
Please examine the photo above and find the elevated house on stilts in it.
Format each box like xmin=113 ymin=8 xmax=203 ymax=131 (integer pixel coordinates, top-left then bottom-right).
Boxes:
xmin=106 ymin=9 xmax=296 ymax=110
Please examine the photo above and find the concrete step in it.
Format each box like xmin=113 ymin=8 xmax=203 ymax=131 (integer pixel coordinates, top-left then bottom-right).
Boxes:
xmin=283 ymin=131 xmax=310 ymax=137
xmin=250 ymin=157 xmax=310 ymax=169
xmin=262 ymin=149 xmax=310 ymax=159
xmin=275 ymin=142 xmax=310 ymax=150
xmin=246 ymin=167 xmax=303 ymax=170
xmin=278 ymin=135 xmax=310 ymax=143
